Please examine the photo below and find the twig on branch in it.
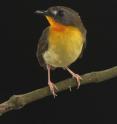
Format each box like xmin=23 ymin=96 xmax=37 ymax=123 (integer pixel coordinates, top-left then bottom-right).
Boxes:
xmin=0 ymin=66 xmax=117 ymax=116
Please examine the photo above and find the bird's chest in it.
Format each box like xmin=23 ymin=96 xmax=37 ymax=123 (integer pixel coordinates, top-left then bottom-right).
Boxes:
xmin=43 ymin=27 xmax=83 ymax=67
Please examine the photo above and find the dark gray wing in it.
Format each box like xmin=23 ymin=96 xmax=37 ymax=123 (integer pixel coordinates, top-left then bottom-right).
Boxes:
xmin=36 ymin=27 xmax=49 ymax=69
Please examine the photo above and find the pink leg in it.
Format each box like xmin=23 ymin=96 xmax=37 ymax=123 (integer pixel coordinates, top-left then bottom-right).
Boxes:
xmin=66 ymin=67 xmax=82 ymax=88
xmin=47 ymin=65 xmax=58 ymax=98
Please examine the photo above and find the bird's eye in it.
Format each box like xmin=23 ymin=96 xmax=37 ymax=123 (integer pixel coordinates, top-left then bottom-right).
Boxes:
xmin=57 ymin=10 xmax=64 ymax=17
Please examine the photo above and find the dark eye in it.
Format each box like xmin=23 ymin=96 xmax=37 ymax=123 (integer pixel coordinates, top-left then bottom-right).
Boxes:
xmin=57 ymin=10 xmax=64 ymax=17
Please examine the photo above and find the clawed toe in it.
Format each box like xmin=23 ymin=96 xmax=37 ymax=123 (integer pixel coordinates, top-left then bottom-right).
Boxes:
xmin=66 ymin=67 xmax=82 ymax=89
xmin=72 ymin=74 xmax=82 ymax=89
xmin=48 ymin=82 xmax=58 ymax=98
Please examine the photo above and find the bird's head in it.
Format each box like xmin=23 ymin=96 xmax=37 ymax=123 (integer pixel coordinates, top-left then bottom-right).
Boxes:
xmin=35 ymin=6 xmax=82 ymax=31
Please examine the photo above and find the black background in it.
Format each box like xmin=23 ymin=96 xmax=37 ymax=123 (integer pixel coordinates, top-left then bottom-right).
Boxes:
xmin=1 ymin=0 xmax=117 ymax=123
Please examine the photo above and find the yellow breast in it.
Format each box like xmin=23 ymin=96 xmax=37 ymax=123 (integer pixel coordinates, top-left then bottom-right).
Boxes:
xmin=43 ymin=26 xmax=83 ymax=67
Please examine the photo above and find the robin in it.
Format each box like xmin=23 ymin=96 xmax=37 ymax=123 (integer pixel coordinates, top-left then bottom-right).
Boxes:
xmin=35 ymin=6 xmax=87 ymax=97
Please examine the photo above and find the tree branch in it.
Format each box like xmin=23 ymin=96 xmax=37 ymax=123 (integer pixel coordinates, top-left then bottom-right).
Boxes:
xmin=0 ymin=66 xmax=117 ymax=116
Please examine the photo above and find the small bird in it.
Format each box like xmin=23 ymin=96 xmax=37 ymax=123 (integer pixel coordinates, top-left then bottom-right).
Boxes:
xmin=35 ymin=6 xmax=87 ymax=97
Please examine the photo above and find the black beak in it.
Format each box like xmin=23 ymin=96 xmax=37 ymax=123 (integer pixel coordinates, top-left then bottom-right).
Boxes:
xmin=34 ymin=10 xmax=49 ymax=16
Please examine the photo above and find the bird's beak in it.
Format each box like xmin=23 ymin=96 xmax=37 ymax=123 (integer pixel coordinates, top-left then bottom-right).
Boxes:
xmin=34 ymin=10 xmax=49 ymax=16
xmin=34 ymin=10 xmax=55 ymax=26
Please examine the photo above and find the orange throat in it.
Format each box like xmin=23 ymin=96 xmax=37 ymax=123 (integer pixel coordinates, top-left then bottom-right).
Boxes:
xmin=46 ymin=16 xmax=66 ymax=32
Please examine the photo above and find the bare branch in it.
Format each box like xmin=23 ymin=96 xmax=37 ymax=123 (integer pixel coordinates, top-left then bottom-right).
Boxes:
xmin=0 ymin=66 xmax=117 ymax=116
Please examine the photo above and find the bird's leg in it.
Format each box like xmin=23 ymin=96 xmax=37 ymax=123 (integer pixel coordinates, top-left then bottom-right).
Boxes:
xmin=65 ymin=67 xmax=82 ymax=88
xmin=47 ymin=65 xmax=58 ymax=98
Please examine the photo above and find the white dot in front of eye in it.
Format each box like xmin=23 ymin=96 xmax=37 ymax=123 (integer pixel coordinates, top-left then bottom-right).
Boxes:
xmin=52 ymin=10 xmax=57 ymax=15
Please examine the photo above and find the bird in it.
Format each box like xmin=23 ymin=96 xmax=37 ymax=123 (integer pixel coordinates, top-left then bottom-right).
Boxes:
xmin=35 ymin=6 xmax=87 ymax=97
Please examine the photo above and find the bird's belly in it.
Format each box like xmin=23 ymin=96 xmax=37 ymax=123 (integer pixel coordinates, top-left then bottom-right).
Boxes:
xmin=43 ymin=45 xmax=83 ymax=67
xmin=43 ymin=27 xmax=83 ymax=67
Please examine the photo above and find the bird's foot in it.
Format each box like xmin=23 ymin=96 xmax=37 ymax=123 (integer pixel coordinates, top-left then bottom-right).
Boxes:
xmin=66 ymin=67 xmax=82 ymax=89
xmin=72 ymin=73 xmax=82 ymax=89
xmin=48 ymin=82 xmax=58 ymax=98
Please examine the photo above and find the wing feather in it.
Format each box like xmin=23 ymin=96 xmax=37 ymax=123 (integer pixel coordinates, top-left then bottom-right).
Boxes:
xmin=36 ymin=27 xmax=49 ymax=69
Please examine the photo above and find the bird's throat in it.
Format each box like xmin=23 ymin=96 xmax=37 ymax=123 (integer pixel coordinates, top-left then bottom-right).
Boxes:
xmin=46 ymin=16 xmax=66 ymax=32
